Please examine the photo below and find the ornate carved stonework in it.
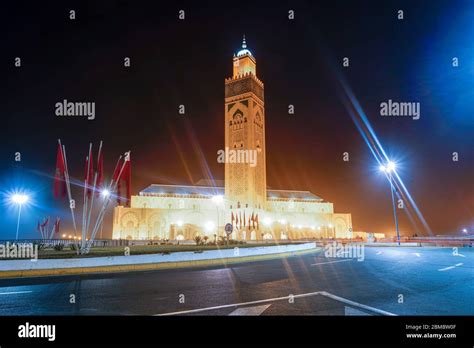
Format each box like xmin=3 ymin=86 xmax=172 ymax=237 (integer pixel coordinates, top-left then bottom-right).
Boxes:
xmin=225 ymin=76 xmax=264 ymax=102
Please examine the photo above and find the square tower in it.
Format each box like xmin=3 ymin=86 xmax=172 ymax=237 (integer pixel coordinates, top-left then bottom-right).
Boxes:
xmin=224 ymin=37 xmax=267 ymax=211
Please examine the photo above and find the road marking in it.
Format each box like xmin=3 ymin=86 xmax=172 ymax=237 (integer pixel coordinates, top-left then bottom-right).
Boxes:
xmin=0 ymin=291 xmax=32 ymax=295
xmin=438 ymin=263 xmax=463 ymax=272
xmin=412 ymin=253 xmax=421 ymax=257
xmin=345 ymin=306 xmax=372 ymax=316
xmin=228 ymin=304 xmax=271 ymax=316
xmin=154 ymin=290 xmax=396 ymax=316
xmin=438 ymin=266 xmax=455 ymax=271
xmin=311 ymin=259 xmax=353 ymax=266
xmin=376 ymin=251 xmax=382 ymax=255
xmin=319 ymin=291 xmax=396 ymax=316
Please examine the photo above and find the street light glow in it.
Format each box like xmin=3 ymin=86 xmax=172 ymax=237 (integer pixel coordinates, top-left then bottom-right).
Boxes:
xmin=211 ymin=195 xmax=224 ymax=204
xmin=263 ymin=217 xmax=272 ymax=226
xmin=101 ymin=189 xmax=110 ymax=197
xmin=380 ymin=160 xmax=396 ymax=173
xmin=205 ymin=221 xmax=215 ymax=232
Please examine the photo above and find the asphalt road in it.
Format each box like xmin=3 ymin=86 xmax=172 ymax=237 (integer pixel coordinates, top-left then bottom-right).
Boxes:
xmin=0 ymin=246 xmax=472 ymax=315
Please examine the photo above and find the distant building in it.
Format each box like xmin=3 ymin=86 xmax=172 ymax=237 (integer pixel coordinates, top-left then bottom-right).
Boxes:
xmin=112 ymin=37 xmax=352 ymax=241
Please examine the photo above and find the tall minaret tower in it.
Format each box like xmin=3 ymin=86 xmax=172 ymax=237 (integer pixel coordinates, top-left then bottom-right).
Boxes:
xmin=224 ymin=36 xmax=267 ymax=211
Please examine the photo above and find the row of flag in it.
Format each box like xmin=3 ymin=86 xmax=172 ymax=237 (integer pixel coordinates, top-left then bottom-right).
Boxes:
xmin=231 ymin=211 xmax=259 ymax=230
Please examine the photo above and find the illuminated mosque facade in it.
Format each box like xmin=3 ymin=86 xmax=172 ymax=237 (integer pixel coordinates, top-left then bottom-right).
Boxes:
xmin=112 ymin=38 xmax=353 ymax=241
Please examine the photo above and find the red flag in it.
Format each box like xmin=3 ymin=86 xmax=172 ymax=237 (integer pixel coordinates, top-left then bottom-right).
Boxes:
xmin=41 ymin=217 xmax=49 ymax=228
xmin=251 ymin=212 xmax=255 ymax=229
xmin=53 ymin=143 xmax=66 ymax=198
xmin=236 ymin=212 xmax=239 ymax=228
xmin=256 ymin=214 xmax=259 ymax=230
xmin=243 ymin=211 xmax=246 ymax=227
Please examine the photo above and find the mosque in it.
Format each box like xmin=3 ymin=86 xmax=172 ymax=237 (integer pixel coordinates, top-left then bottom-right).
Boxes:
xmin=112 ymin=38 xmax=353 ymax=241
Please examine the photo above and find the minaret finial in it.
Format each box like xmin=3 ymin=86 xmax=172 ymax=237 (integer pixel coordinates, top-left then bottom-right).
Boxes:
xmin=242 ymin=35 xmax=247 ymax=49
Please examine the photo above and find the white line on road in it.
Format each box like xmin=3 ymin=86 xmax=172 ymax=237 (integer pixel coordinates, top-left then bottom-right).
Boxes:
xmin=228 ymin=304 xmax=271 ymax=316
xmin=438 ymin=266 xmax=455 ymax=271
xmin=0 ymin=291 xmax=32 ymax=295
xmin=154 ymin=290 xmax=396 ymax=316
xmin=376 ymin=251 xmax=382 ymax=255
xmin=311 ymin=259 xmax=353 ymax=266
xmin=412 ymin=253 xmax=421 ymax=257
xmin=438 ymin=263 xmax=463 ymax=272
xmin=319 ymin=291 xmax=396 ymax=316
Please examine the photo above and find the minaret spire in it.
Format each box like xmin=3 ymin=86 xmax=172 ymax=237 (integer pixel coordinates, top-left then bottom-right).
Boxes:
xmin=242 ymin=35 xmax=247 ymax=49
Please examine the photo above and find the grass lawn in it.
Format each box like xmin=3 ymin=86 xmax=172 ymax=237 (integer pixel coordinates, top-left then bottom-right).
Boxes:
xmin=32 ymin=242 xmax=302 ymax=259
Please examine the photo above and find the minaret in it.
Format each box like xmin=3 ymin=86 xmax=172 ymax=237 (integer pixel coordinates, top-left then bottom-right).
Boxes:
xmin=224 ymin=36 xmax=267 ymax=211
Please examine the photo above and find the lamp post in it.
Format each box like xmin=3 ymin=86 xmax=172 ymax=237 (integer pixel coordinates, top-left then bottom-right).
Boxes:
xmin=379 ymin=161 xmax=400 ymax=246
xmin=10 ymin=193 xmax=29 ymax=240
xmin=212 ymin=195 xmax=224 ymax=240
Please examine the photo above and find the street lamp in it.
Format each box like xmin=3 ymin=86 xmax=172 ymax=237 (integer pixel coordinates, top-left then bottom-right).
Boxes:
xmin=379 ymin=160 xmax=400 ymax=246
xmin=10 ymin=193 xmax=29 ymax=240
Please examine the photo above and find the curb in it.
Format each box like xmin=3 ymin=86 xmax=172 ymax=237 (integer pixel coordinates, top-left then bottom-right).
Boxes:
xmin=0 ymin=247 xmax=320 ymax=279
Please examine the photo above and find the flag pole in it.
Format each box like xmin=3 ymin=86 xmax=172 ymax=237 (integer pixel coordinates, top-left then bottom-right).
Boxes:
xmin=82 ymin=140 xmax=103 ymax=252
xmin=60 ymin=141 xmax=80 ymax=254
xmin=82 ymin=143 xmax=92 ymax=249
xmin=83 ymin=172 xmax=97 ymax=253
xmin=85 ymin=152 xmax=129 ymax=253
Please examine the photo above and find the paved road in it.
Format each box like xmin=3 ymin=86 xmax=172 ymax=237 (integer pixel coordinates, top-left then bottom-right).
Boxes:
xmin=0 ymin=247 xmax=472 ymax=315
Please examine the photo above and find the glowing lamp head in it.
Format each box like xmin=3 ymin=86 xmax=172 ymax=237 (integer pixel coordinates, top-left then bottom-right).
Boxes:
xmin=211 ymin=195 xmax=224 ymax=205
xmin=101 ymin=189 xmax=110 ymax=198
xmin=380 ymin=161 xmax=396 ymax=173
xmin=263 ymin=217 xmax=272 ymax=226
xmin=462 ymin=228 xmax=468 ymax=233
xmin=205 ymin=221 xmax=215 ymax=232
xmin=11 ymin=194 xmax=29 ymax=205
xmin=176 ymin=220 xmax=183 ymax=227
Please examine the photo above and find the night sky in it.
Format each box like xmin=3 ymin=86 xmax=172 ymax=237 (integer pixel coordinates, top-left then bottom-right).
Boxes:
xmin=2 ymin=0 xmax=474 ymax=239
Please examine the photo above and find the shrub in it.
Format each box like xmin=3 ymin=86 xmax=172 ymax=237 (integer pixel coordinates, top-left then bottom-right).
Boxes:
xmin=194 ymin=235 xmax=202 ymax=246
